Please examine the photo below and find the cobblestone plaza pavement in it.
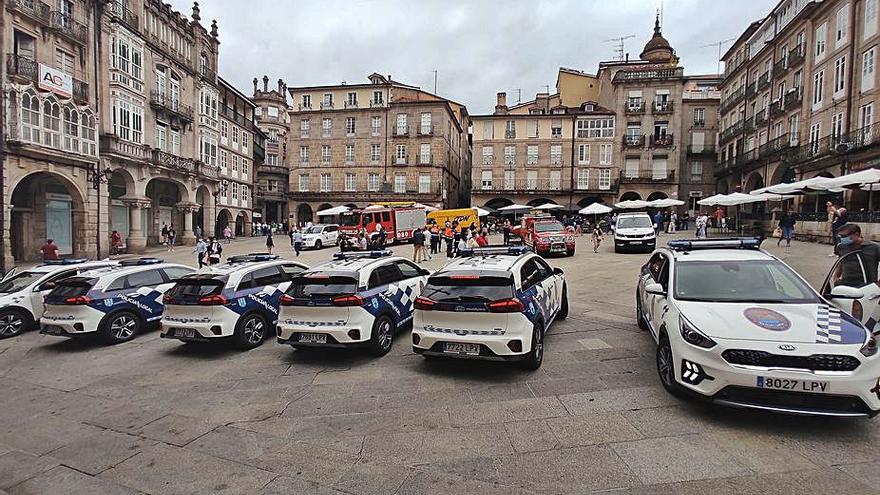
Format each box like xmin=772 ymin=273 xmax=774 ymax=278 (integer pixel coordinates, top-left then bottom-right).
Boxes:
xmin=1 ymin=234 xmax=879 ymax=494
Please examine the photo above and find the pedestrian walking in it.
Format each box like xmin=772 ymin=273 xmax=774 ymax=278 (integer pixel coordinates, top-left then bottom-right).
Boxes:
xmin=777 ymin=208 xmax=797 ymax=248
xmin=110 ymin=230 xmax=123 ymax=255
xmin=412 ymin=228 xmax=425 ymax=263
xmin=206 ymin=236 xmax=223 ymax=265
xmin=223 ymin=225 xmax=232 ymax=244
xmin=161 ymin=223 xmax=169 ymax=245
xmin=591 ymin=223 xmax=604 ymax=253
xmin=292 ymin=228 xmax=303 ymax=256
xmin=502 ymin=219 xmax=511 ymax=246
xmin=653 ymin=211 xmax=664 ymax=235
xmin=194 ymin=237 xmax=207 ymax=268
xmin=195 ymin=225 xmax=203 ymax=239
xmin=832 ymin=207 xmax=848 ymax=256
xmin=167 ymin=225 xmax=176 ymax=252
xmin=265 ymin=231 xmax=275 ymax=254
xmin=40 ymin=239 xmax=59 ymax=261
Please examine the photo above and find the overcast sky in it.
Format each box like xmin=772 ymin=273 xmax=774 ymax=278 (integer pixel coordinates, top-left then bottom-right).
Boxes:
xmin=170 ymin=0 xmax=771 ymax=114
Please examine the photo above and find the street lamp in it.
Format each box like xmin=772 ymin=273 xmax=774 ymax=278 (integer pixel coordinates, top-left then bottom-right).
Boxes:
xmin=89 ymin=165 xmax=113 ymax=190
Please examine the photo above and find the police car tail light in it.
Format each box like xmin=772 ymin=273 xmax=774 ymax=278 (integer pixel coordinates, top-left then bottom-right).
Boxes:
xmin=332 ymin=294 xmax=364 ymax=307
xmin=198 ymin=294 xmax=228 ymax=306
xmin=414 ymin=297 xmax=436 ymax=310
xmin=860 ymin=333 xmax=878 ymax=357
xmin=64 ymin=296 xmax=92 ymax=305
xmin=279 ymin=294 xmax=296 ymax=306
xmin=852 ymin=300 xmax=864 ymax=321
xmin=487 ymin=298 xmax=525 ymax=313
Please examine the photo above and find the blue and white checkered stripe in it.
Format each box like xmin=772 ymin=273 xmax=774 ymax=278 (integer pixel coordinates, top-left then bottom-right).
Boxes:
xmin=816 ymin=304 xmax=844 ymax=343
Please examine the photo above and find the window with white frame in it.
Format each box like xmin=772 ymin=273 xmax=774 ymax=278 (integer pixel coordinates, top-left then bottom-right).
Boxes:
xmin=420 ymin=143 xmax=431 ymax=164
xmin=860 ymin=104 xmax=874 ymax=140
xmin=789 ymin=114 xmax=800 ymax=146
xmin=242 ymin=185 xmax=249 ymax=205
xmin=267 ymin=106 xmax=279 ymax=117
xmin=232 ymin=126 xmax=239 ymax=147
xmin=694 ymin=108 xmax=705 ymax=125
xmin=526 ymin=170 xmax=538 ymax=189
xmin=483 ymin=121 xmax=495 ymax=139
xmin=598 ymin=169 xmax=611 ymax=190
xmin=527 ymin=119 xmax=538 ymax=138
xmin=242 ymin=131 xmax=249 ymax=152
xmin=867 ymin=0 xmax=878 ymax=37
xmin=80 ymin=111 xmax=96 ymax=156
xmin=231 ymin=182 xmax=239 ymax=201
xmin=863 ymin=47 xmax=876 ymax=92
xmin=371 ymin=116 xmax=381 ymax=136
xmin=551 ymin=121 xmax=562 ymax=138
xmin=577 ymin=118 xmax=615 ymax=138
xmin=578 ymin=144 xmax=590 ymax=164
xmin=156 ymin=122 xmax=167 ymax=151
xmin=372 ymin=90 xmax=384 ymax=105
xmin=816 ymin=22 xmax=827 ymax=60
xmin=370 ymin=143 xmax=381 ymax=162
xmin=396 ymin=114 xmax=407 ymax=135
xmin=550 ymin=144 xmax=562 ymax=165
xmin=110 ymin=33 xmax=144 ymax=91
xmin=347 ymin=92 xmax=357 ymax=106
xmin=320 ymin=173 xmax=331 ymax=192
xmin=219 ymin=149 xmax=228 ymax=173
xmin=394 ymin=174 xmax=406 ymax=193
xmin=322 ymin=145 xmax=331 ymax=163
xmin=112 ymin=98 xmax=143 ymax=143
xmin=301 ymin=95 xmax=311 ymax=109
xmin=268 ymin=129 xmax=278 ymax=143
xmin=419 ymin=174 xmax=431 ymax=194
xmin=61 ymin=106 xmax=79 ymax=153
xmin=600 ymin=144 xmax=612 ymax=165
xmin=504 ymin=145 xmax=515 ymax=165
xmin=481 ymin=170 xmax=493 ymax=190
xmin=482 ymin=145 xmax=494 ymax=165
xmin=299 ymin=174 xmax=309 ymax=192
xmin=322 ymin=117 xmax=332 ymax=136
xmin=300 ymin=118 xmax=310 ymax=137
xmin=691 ymin=161 xmax=703 ymax=181
xmin=505 ymin=120 xmax=516 ymax=138
xmin=19 ymin=90 xmax=41 ymax=144
xmin=813 ymin=70 xmax=825 ymax=108
xmin=420 ymin=113 xmax=432 ymax=134
xmin=231 ymin=154 xmax=239 ymax=174
xmin=345 ymin=173 xmax=356 ymax=192
xmin=345 ymin=144 xmax=355 ymax=163
xmin=549 ymin=170 xmax=561 ymax=190
xmin=834 ymin=56 xmax=847 ymax=96
xmin=577 ymin=169 xmax=589 ymax=189
xmin=200 ymin=134 xmax=218 ymax=166
xmin=832 ymin=112 xmax=845 ymax=139
xmin=809 ymin=122 xmax=822 ymax=153
xmin=368 ymin=173 xmax=380 ymax=191
xmin=242 ymin=158 xmax=249 ymax=177
xmin=267 ymin=179 xmax=278 ymax=192
xmin=527 ymin=145 xmax=538 ymax=164
xmin=345 ymin=117 xmax=356 ymax=136
xmin=396 ymin=144 xmax=407 ymax=164
xmin=220 ymin=120 xmax=228 ymax=141
xmin=322 ymin=93 xmax=332 ymax=107
xmin=267 ymin=153 xmax=278 ymax=166
xmin=300 ymin=146 xmax=309 ymax=163
xmin=504 ymin=170 xmax=515 ymax=190
xmin=836 ymin=5 xmax=849 ymax=47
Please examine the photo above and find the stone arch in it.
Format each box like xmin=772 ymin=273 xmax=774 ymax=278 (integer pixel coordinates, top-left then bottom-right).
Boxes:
xmin=145 ymin=178 xmax=188 ymax=245
xmin=485 ymin=198 xmax=513 ymax=210
xmin=216 ymin=208 xmax=234 ymax=237
xmin=235 ymin=210 xmax=251 ymax=237
xmin=526 ymin=198 xmax=556 ymax=207
xmin=619 ymin=191 xmax=642 ymax=201
xmin=744 ymin=171 xmax=764 ymax=193
xmin=296 ymin=203 xmax=314 ymax=226
xmin=647 ymin=191 xmax=668 ymax=201
xmin=194 ymin=185 xmax=212 ymax=237
xmin=717 ymin=179 xmax=731 ymax=195
xmin=577 ymin=196 xmax=605 ymax=208
xmin=9 ymin=170 xmax=88 ymax=262
xmin=344 ymin=203 xmax=359 ymax=209
xmin=770 ymin=163 xmax=796 ymax=186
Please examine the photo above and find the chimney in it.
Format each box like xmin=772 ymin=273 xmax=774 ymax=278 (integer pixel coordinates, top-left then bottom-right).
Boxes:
xmin=625 ymin=53 xmax=629 ymax=62
xmin=495 ymin=92 xmax=508 ymax=115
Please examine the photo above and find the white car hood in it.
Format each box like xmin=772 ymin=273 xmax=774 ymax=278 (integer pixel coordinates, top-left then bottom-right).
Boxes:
xmin=677 ymin=300 xmax=867 ymax=345
xmin=617 ymin=228 xmax=655 ymax=236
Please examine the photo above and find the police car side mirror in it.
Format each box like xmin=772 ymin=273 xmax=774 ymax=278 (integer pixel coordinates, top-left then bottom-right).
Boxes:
xmin=828 ymin=285 xmax=864 ymax=300
xmin=553 ymin=267 xmax=564 ymax=276
xmin=645 ymin=283 xmax=666 ymax=296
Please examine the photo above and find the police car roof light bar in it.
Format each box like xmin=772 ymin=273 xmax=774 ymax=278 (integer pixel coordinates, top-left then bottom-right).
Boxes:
xmin=332 ymin=250 xmax=393 ymax=260
xmin=119 ymin=257 xmax=164 ymax=266
xmin=227 ymin=254 xmax=280 ymax=263
xmin=42 ymin=258 xmax=90 ymax=265
xmin=667 ymin=238 xmax=763 ymax=251
xmin=458 ymin=246 xmax=532 ymax=257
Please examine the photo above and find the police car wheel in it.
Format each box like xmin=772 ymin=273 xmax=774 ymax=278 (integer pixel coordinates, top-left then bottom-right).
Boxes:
xmin=100 ymin=311 xmax=140 ymax=344
xmin=656 ymin=336 xmax=685 ymax=397
xmin=369 ymin=315 xmax=395 ymax=357
xmin=519 ymin=322 xmax=544 ymax=370
xmin=0 ymin=309 xmax=30 ymax=338
xmin=235 ymin=313 xmax=267 ymax=350
xmin=315 ymin=240 xmax=322 ymax=250
xmin=636 ymin=291 xmax=649 ymax=331
xmin=557 ymin=286 xmax=568 ymax=320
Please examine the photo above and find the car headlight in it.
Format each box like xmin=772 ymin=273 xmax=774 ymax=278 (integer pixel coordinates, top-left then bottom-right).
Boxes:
xmin=861 ymin=333 xmax=878 ymax=357
xmin=679 ymin=315 xmax=717 ymax=349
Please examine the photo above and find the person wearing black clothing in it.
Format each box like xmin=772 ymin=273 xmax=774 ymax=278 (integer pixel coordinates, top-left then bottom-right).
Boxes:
xmin=777 ymin=208 xmax=797 ymax=247
xmin=832 ymin=208 xmax=849 ymax=255
xmin=206 ymin=236 xmax=223 ymax=265
xmin=412 ymin=228 xmax=425 ymax=263
xmin=265 ymin=232 xmax=275 ymax=254
xmin=502 ymin=220 xmax=510 ymax=246
xmin=835 ymin=223 xmax=880 ymax=286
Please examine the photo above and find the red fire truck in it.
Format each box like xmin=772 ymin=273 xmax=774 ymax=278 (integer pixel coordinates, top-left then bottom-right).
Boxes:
xmin=515 ymin=213 xmax=575 ymax=256
xmin=339 ymin=204 xmax=427 ymax=243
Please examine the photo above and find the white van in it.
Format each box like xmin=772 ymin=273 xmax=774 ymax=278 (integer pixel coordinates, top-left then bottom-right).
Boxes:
xmin=613 ymin=212 xmax=656 ymax=253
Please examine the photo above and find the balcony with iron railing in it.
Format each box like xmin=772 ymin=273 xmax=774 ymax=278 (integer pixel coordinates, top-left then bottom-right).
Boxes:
xmin=6 ymin=54 xmax=89 ymax=104
xmin=722 ymin=54 xmax=747 ymax=80
xmin=220 ymin=105 xmax=258 ymax=134
xmin=297 ymin=179 xmax=443 ymax=197
xmin=758 ymin=133 xmax=790 ymax=158
xmin=149 ymin=90 xmax=194 ymax=122
xmin=320 ymin=101 xmax=334 ymax=110
xmin=110 ymin=0 xmax=139 ymax=31
xmin=720 ymin=121 xmax=743 ymax=144
xmin=755 ymin=108 xmax=768 ymax=126
xmin=789 ymin=43 xmax=806 ymax=67
xmin=652 ymin=100 xmax=674 ymax=114
xmin=344 ymin=101 xmax=359 ymax=109
xmin=649 ymin=134 xmax=674 ymax=148
xmin=49 ymin=11 xmax=88 ymax=45
xmin=10 ymin=0 xmax=51 ymax=25
xmin=623 ymin=134 xmax=645 ymax=148
xmin=769 ymin=99 xmax=785 ymax=119
xmin=479 ymin=177 xmax=617 ymax=194
xmin=687 ymin=145 xmax=716 ymax=155
xmin=369 ymin=100 xmax=386 ymax=108
xmin=199 ymin=65 xmax=217 ymax=84
xmin=625 ymin=101 xmax=645 ymax=115
xmin=393 ymin=126 xmax=410 ymax=137
xmin=613 ymin=67 xmax=684 ymax=82
xmin=692 ymin=120 xmax=706 ymax=129
xmin=505 ymin=129 xmax=516 ymax=139
xmin=758 ymin=71 xmax=772 ymax=91
xmin=297 ymin=104 xmax=313 ymax=111
xmin=773 ymin=57 xmax=789 ymax=78
xmin=720 ymin=87 xmax=744 ymax=112
xmin=784 ymin=88 xmax=802 ymax=110
xmin=418 ymin=125 xmax=435 ymax=136
xmin=620 ymin=169 xmax=676 ymax=183
xmin=745 ymin=82 xmax=758 ymax=98
xmin=743 ymin=116 xmax=755 ymax=133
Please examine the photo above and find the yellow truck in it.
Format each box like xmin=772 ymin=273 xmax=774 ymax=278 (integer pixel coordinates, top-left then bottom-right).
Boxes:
xmin=427 ymin=208 xmax=480 ymax=230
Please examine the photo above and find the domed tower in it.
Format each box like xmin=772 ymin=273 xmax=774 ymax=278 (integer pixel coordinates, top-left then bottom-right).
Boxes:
xmin=252 ymin=76 xmax=291 ymax=225
xmin=640 ymin=14 xmax=676 ymax=63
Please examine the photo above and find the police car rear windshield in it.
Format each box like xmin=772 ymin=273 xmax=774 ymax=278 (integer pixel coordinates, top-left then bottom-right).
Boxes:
xmin=534 ymin=222 xmax=564 ymax=233
xmin=0 ymin=272 xmax=44 ymax=293
xmin=288 ymin=274 xmax=359 ymax=298
xmin=423 ymin=275 xmax=514 ymax=302
xmin=674 ymin=260 xmax=819 ymax=303
xmin=617 ymin=216 xmax=653 ymax=229
xmin=47 ymin=278 xmax=95 ymax=299
xmin=165 ymin=279 xmax=224 ymax=303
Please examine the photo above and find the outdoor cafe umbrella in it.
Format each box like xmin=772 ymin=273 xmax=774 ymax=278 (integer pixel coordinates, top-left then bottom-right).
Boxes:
xmin=578 ymin=203 xmax=613 ymax=215
xmin=534 ymin=203 xmax=565 ymax=211
xmin=648 ymin=198 xmax=685 ymax=208
xmin=614 ymin=200 xmax=651 ymax=209
xmin=498 ymin=203 xmax=531 ymax=221
xmin=697 ymin=194 xmax=725 ymax=206
xmin=413 ymin=203 xmax=439 ymax=212
xmin=475 ymin=207 xmax=492 ymax=217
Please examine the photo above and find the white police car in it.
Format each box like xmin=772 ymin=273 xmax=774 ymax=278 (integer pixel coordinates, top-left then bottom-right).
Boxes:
xmin=40 ymin=258 xmax=195 ymax=344
xmin=276 ymin=250 xmax=429 ymax=356
xmin=636 ymin=238 xmax=880 ymax=417
xmin=0 ymin=259 xmax=117 ymax=338
xmin=160 ymin=254 xmax=308 ymax=350
xmin=302 ymin=224 xmax=339 ymax=250
xmin=412 ymin=246 xmax=568 ymax=370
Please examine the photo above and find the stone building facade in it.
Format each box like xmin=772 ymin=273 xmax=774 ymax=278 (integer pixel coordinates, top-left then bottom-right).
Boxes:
xmin=286 ymin=73 xmax=471 ymax=225
xmin=252 ymin=76 xmax=290 ymax=226
xmin=217 ymin=76 xmax=258 ymax=237
xmin=717 ymin=0 xmax=880 ymax=214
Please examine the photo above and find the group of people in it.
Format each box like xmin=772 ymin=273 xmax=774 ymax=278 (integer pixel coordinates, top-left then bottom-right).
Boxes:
xmin=411 ymin=222 xmax=490 ymax=262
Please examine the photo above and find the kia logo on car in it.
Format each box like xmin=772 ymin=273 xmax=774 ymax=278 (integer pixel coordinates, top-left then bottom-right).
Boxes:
xmin=778 ymin=344 xmax=797 ymax=351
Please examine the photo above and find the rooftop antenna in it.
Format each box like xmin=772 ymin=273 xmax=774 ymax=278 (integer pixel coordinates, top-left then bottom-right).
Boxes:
xmin=516 ymin=88 xmax=522 ymax=104
xmin=603 ymin=35 xmax=636 ymax=61
xmin=701 ymin=38 xmax=735 ymax=74
xmin=432 ymin=70 xmax=438 ymax=94
xmin=544 ymin=85 xmax=550 ymax=94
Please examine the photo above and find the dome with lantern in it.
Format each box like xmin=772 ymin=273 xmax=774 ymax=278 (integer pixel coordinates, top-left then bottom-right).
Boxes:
xmin=640 ymin=14 xmax=676 ymax=63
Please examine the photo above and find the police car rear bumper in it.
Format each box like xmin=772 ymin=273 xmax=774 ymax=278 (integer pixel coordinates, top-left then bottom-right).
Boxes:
xmin=160 ymin=321 xmax=235 ymax=341
xmin=40 ymin=317 xmax=96 ymax=336
xmin=412 ymin=343 xmax=528 ymax=361
xmin=411 ymin=326 xmax=533 ymax=360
